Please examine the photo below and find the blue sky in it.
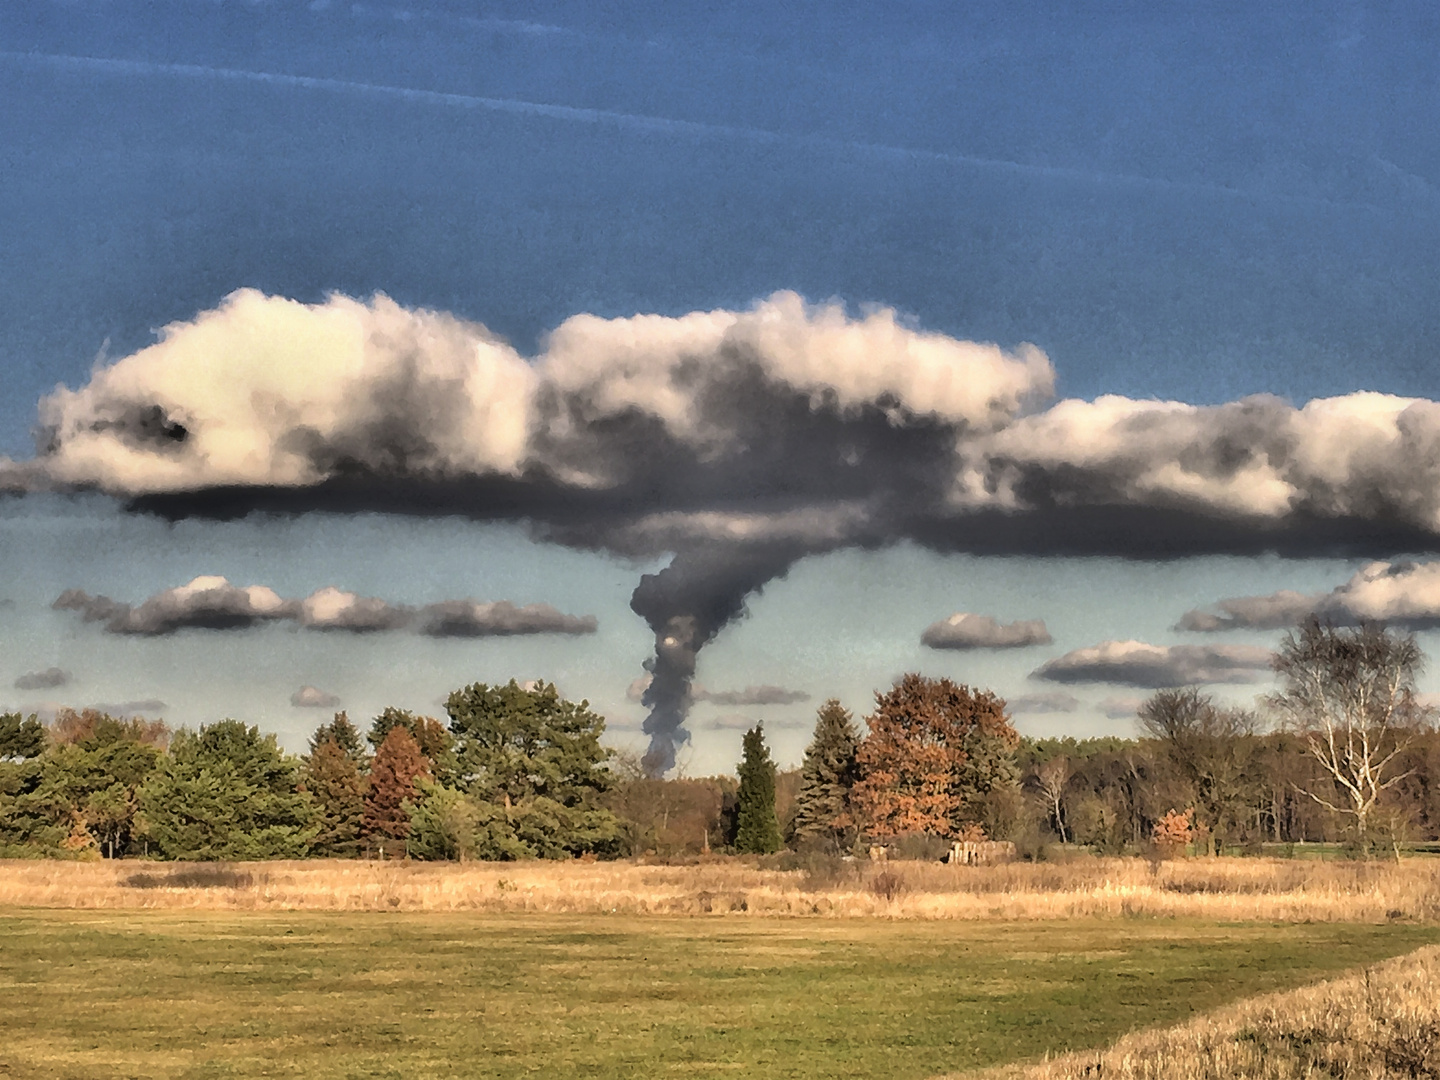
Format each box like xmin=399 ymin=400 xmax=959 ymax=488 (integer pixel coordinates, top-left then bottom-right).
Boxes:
xmin=4 ymin=1 xmax=1440 ymax=773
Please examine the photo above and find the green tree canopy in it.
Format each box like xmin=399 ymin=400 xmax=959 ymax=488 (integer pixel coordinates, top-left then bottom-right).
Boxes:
xmin=734 ymin=723 xmax=783 ymax=855
xmin=0 ymin=712 xmax=45 ymax=761
xmin=139 ymin=719 xmax=316 ymax=860
xmin=0 ymin=713 xmax=52 ymax=852
xmin=36 ymin=714 xmax=167 ymax=858
xmin=309 ymin=711 xmax=366 ymax=762
xmin=789 ymin=699 xmax=860 ymax=850
xmin=437 ymin=680 xmax=621 ymax=858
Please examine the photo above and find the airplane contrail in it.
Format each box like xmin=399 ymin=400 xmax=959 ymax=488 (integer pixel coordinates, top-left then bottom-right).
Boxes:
xmin=0 ymin=50 xmax=1380 ymax=214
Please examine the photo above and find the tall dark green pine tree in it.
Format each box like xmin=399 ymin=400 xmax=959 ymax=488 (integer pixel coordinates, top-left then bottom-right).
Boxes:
xmin=734 ymin=723 xmax=782 ymax=855
xmin=789 ymin=699 xmax=860 ymax=849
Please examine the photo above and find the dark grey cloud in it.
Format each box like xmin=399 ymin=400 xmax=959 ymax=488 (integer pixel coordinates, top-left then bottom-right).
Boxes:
xmin=53 ymin=578 xmax=595 ymax=640
xmin=291 ymin=685 xmax=342 ymax=708
xmin=1179 ymin=560 xmax=1440 ymax=632
xmin=14 ymin=667 xmax=70 ymax=691
xmin=23 ymin=291 xmax=1440 ymax=771
xmin=1006 ymin=691 xmax=1080 ymax=715
xmin=922 ymin=613 xmax=1051 ymax=650
xmin=417 ymin=600 xmax=597 ymax=638
xmin=1033 ymin=641 xmax=1274 ymax=689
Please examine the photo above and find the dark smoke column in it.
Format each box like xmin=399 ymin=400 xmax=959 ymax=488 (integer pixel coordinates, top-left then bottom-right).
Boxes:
xmin=629 ymin=543 xmax=803 ymax=775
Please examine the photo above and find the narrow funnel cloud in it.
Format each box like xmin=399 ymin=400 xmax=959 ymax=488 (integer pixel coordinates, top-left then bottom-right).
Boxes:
xmin=629 ymin=544 xmax=803 ymax=774
xmin=17 ymin=289 xmax=1440 ymax=770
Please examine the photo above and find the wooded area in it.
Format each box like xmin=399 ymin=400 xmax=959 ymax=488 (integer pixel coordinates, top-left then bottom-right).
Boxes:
xmin=3 ymin=620 xmax=1438 ymax=862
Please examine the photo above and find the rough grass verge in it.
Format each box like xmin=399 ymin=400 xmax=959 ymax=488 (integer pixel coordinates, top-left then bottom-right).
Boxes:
xmin=4 ymin=855 xmax=1440 ymax=921
xmin=960 ymin=944 xmax=1440 ymax=1080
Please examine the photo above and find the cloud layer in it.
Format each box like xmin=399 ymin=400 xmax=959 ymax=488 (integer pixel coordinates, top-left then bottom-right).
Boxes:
xmin=1179 ymin=560 xmax=1440 ymax=632
xmin=16 ymin=289 xmax=1440 ymax=769
xmin=922 ymin=612 xmax=1052 ymax=650
xmin=53 ymin=576 xmax=597 ymax=639
xmin=1032 ymin=641 xmax=1274 ymax=688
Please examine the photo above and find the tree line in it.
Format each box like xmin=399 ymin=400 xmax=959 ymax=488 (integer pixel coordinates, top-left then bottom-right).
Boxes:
xmin=2 ymin=619 xmax=1437 ymax=861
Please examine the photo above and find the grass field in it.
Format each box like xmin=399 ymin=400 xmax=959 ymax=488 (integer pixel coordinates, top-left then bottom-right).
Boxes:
xmin=2 ymin=910 xmax=1436 ymax=1079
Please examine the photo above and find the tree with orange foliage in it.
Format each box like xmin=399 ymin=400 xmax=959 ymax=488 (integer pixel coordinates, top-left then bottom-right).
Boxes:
xmin=362 ymin=726 xmax=431 ymax=849
xmin=852 ymin=674 xmax=1019 ymax=840
xmin=367 ymin=707 xmax=456 ymax=782
xmin=1152 ymin=807 xmax=1194 ymax=857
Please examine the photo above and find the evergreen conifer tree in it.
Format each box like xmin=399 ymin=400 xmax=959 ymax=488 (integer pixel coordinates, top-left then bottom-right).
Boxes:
xmin=445 ymin=680 xmax=621 ymax=858
xmin=789 ymin=699 xmax=860 ymax=849
xmin=308 ymin=711 xmax=366 ymax=762
xmin=303 ymin=738 xmax=366 ymax=856
xmin=139 ymin=719 xmax=316 ymax=859
xmin=734 ymin=722 xmax=782 ymax=854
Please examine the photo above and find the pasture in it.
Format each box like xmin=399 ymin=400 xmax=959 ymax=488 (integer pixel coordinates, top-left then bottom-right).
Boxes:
xmin=1 ymin=908 xmax=1436 ymax=1079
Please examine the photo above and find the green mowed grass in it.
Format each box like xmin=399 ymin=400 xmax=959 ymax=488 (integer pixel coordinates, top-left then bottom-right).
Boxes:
xmin=1 ymin=910 xmax=1435 ymax=1079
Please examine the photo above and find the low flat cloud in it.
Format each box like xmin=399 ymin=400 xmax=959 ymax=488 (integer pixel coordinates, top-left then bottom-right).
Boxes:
xmin=697 ymin=685 xmax=810 ymax=706
xmin=626 ymin=674 xmax=808 ymax=707
xmin=1006 ymin=691 xmax=1080 ymax=715
xmin=14 ymin=667 xmax=70 ymax=691
xmin=1032 ymin=641 xmax=1274 ymax=688
xmin=88 ymin=699 xmax=167 ymax=717
xmin=922 ymin=612 xmax=1052 ymax=650
xmin=300 ymin=587 xmax=411 ymax=632
xmin=55 ymin=576 xmax=293 ymax=635
xmin=291 ymin=685 xmax=342 ymax=708
xmin=1179 ymin=560 xmax=1440 ymax=632
xmin=701 ymin=713 xmax=810 ymax=731
xmin=1101 ymin=696 xmax=1146 ymax=719
xmin=1177 ymin=590 xmax=1319 ymax=632
xmin=417 ymin=600 xmax=597 ymax=637
xmin=53 ymin=577 xmax=596 ymax=639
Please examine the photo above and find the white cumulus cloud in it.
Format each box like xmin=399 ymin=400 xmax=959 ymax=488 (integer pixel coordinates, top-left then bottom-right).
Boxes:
xmin=1179 ymin=559 xmax=1440 ymax=632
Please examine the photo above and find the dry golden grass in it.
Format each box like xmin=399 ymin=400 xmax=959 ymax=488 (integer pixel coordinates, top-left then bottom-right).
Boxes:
xmin=957 ymin=944 xmax=1440 ymax=1080
xmin=4 ymin=854 xmax=1440 ymax=921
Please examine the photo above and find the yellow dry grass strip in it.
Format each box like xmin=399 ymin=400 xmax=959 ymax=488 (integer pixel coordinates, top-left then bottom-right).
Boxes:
xmin=954 ymin=944 xmax=1440 ymax=1080
xmin=4 ymin=855 xmax=1440 ymax=921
